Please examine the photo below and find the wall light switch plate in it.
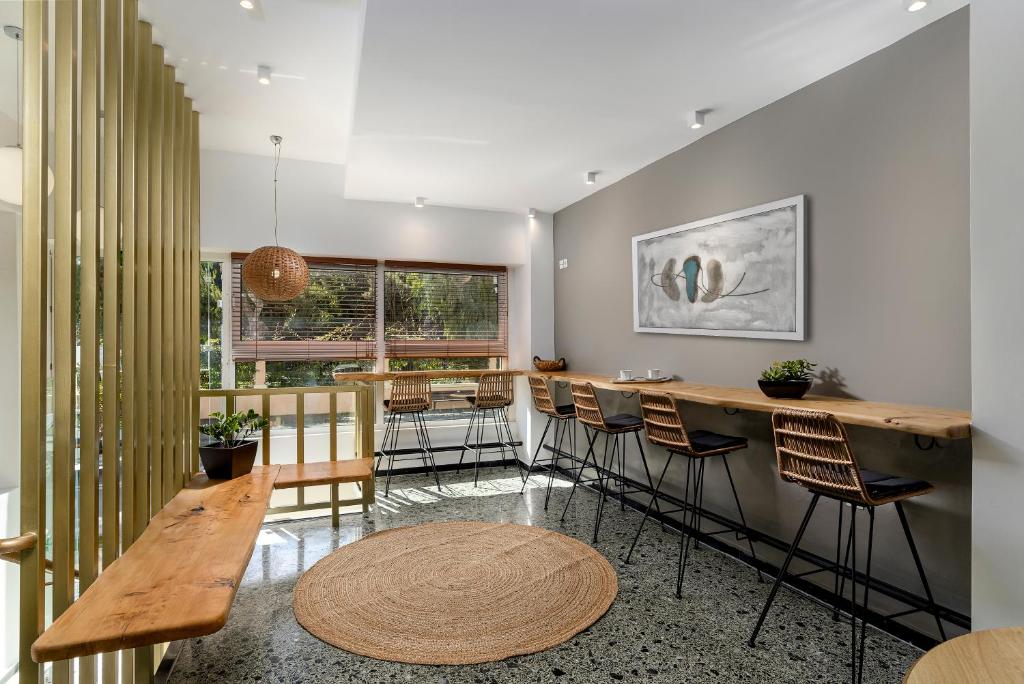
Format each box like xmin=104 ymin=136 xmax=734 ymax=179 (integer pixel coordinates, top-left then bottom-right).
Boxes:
xmin=559 ymin=258 xmax=568 ymax=270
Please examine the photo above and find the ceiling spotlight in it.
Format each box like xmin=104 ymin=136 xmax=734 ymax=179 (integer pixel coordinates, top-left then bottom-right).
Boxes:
xmin=904 ymin=0 xmax=929 ymax=11
xmin=688 ymin=110 xmax=706 ymax=130
xmin=527 ymin=208 xmax=537 ymax=219
xmin=257 ymin=65 xmax=272 ymax=85
xmin=585 ymin=171 xmax=598 ymax=185
xmin=239 ymin=0 xmax=255 ymax=9
xmin=414 ymin=196 xmax=426 ymax=208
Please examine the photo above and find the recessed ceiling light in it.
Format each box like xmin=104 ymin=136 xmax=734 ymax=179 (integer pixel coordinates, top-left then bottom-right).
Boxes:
xmin=904 ymin=0 xmax=929 ymax=11
xmin=257 ymin=65 xmax=272 ymax=85
xmin=414 ymin=196 xmax=426 ymax=208
xmin=240 ymin=0 xmax=255 ymax=9
xmin=527 ymin=208 xmax=537 ymax=219
xmin=688 ymin=110 xmax=706 ymax=129
xmin=585 ymin=171 xmax=598 ymax=185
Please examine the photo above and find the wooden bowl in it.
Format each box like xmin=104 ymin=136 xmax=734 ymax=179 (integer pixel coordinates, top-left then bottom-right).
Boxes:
xmin=533 ymin=356 xmax=567 ymax=372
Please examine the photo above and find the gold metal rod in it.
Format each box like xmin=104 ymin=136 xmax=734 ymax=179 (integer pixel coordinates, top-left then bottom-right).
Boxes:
xmin=297 ymin=393 xmax=305 ymax=506
xmin=161 ymin=65 xmax=176 ymax=503
xmin=330 ymin=392 xmax=339 ymax=527
xmin=53 ymin=1 xmax=79 ymax=680
xmin=18 ymin=3 xmax=48 ymax=679
xmin=80 ymin=2 xmax=102 ymax=680
xmin=262 ymin=393 xmax=271 ymax=465
xmin=173 ymin=82 xmax=186 ymax=491
xmin=149 ymin=43 xmax=164 ymax=513
xmin=134 ymin=21 xmax=153 ymax=533
xmin=120 ymin=0 xmax=138 ymax=553
xmin=182 ymin=95 xmax=194 ymax=479
xmin=103 ymin=0 xmax=123 ymax=574
xmin=190 ymin=110 xmax=201 ymax=476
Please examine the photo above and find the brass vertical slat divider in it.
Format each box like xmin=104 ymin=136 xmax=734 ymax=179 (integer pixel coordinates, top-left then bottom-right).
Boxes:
xmin=173 ymin=83 xmax=186 ymax=490
xmin=190 ymin=110 xmax=202 ymax=476
xmin=297 ymin=393 xmax=305 ymax=507
xmin=360 ymin=386 xmax=376 ymax=513
xmin=17 ymin=5 xmax=201 ymax=680
xmin=19 ymin=1 xmax=48 ymax=681
xmin=79 ymin=2 xmax=102 ymax=681
xmin=53 ymin=1 xmax=79 ymax=681
xmin=329 ymin=393 xmax=340 ymax=526
xmin=149 ymin=44 xmax=164 ymax=514
xmin=161 ymin=66 xmax=176 ymax=503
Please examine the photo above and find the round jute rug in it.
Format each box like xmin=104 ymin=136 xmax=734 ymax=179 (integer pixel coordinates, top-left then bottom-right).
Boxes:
xmin=293 ymin=521 xmax=618 ymax=665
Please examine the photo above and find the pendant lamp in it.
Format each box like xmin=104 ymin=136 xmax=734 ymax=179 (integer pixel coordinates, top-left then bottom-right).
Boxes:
xmin=241 ymin=135 xmax=309 ymax=302
xmin=0 ymin=25 xmax=55 ymax=208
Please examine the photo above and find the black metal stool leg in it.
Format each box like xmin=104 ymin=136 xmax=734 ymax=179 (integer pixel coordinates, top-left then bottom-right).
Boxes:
xmin=633 ymin=432 xmax=665 ymax=519
xmin=592 ymin=432 xmax=615 ymax=543
xmin=679 ymin=458 xmax=705 ymax=591
xmin=473 ymin=409 xmax=486 ymax=486
xmin=543 ymin=418 xmax=565 ymax=509
xmin=722 ymin=455 xmax=765 ymax=582
xmin=521 ymin=415 xmax=553 ymax=494
xmin=691 ymin=459 xmax=707 ymax=550
xmin=560 ymin=426 xmax=599 ymax=523
xmin=411 ymin=411 xmax=430 ymax=475
xmin=625 ymin=450 xmax=675 ymax=563
xmin=748 ymin=493 xmax=821 ymax=647
xmin=616 ymin=435 xmax=626 ymax=511
xmin=383 ymin=413 xmax=403 ymax=497
xmin=499 ymin=407 xmax=525 ymax=482
xmin=895 ymin=500 xmax=947 ymax=641
xmin=492 ymin=408 xmax=509 ymax=469
xmin=457 ymin=408 xmax=478 ymax=474
xmin=833 ymin=502 xmax=845 ymax=620
xmin=675 ymin=456 xmax=695 ymax=599
xmin=857 ymin=507 xmax=875 ymax=684
xmin=836 ymin=505 xmax=855 ymax=621
xmin=415 ymin=411 xmax=441 ymax=492
xmin=377 ymin=411 xmax=394 ymax=476
xmin=849 ymin=503 xmax=858 ymax=684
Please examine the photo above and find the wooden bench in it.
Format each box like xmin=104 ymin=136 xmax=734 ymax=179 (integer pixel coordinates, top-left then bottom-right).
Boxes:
xmin=273 ymin=458 xmax=375 ymax=525
xmin=31 ymin=466 xmax=281 ymax=662
xmin=31 ymin=459 xmax=377 ymax=663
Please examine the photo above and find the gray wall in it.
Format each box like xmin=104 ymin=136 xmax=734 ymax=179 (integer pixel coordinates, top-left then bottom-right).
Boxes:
xmin=552 ymin=9 xmax=970 ymax=634
xmin=970 ymin=0 xmax=1024 ymax=631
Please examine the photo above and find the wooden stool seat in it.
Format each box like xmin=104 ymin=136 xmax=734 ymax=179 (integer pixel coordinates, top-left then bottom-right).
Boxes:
xmin=904 ymin=627 xmax=1024 ymax=683
xmin=273 ymin=459 xmax=373 ymax=489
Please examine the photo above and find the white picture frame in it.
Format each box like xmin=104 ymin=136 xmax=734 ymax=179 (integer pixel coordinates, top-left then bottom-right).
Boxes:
xmin=632 ymin=195 xmax=806 ymax=340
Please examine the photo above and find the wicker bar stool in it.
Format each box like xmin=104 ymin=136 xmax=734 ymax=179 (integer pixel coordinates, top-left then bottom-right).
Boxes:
xmin=519 ymin=376 xmax=578 ymax=509
xmin=748 ymin=408 xmax=947 ymax=684
xmin=457 ymin=371 xmax=523 ymax=486
xmin=559 ymin=381 xmax=663 ymax=544
xmin=378 ymin=375 xmax=442 ymax=497
xmin=626 ymin=390 xmax=764 ymax=597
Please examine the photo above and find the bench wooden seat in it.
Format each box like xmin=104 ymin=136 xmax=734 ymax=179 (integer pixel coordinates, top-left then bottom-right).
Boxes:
xmin=273 ymin=458 xmax=373 ymax=489
xmin=31 ymin=466 xmax=280 ymax=663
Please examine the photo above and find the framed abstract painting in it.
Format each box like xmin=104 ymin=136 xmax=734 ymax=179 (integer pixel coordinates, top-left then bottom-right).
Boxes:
xmin=632 ymin=195 xmax=806 ymax=340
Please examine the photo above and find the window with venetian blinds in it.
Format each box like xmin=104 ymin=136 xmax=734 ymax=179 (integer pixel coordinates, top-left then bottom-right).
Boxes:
xmin=230 ymin=256 xmax=508 ymax=362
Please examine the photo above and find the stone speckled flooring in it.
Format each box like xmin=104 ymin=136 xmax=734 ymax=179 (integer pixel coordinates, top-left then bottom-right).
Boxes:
xmin=168 ymin=466 xmax=921 ymax=683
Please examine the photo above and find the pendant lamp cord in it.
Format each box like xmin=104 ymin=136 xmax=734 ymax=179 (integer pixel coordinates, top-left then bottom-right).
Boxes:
xmin=272 ymin=137 xmax=281 ymax=246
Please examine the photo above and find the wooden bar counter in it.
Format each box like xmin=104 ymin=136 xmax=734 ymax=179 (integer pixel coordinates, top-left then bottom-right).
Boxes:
xmin=333 ymin=368 xmax=971 ymax=440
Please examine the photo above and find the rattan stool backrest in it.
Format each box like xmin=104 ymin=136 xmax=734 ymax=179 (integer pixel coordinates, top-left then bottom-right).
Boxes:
xmin=771 ymin=408 xmax=868 ymax=503
xmin=570 ymin=382 xmax=608 ymax=431
xmin=528 ymin=376 xmax=558 ymax=417
xmin=638 ymin=391 xmax=691 ymax=451
xmin=475 ymin=371 xmax=515 ymax=409
xmin=388 ymin=375 xmax=432 ymax=413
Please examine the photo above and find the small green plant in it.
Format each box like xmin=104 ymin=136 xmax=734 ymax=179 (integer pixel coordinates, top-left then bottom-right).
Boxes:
xmin=760 ymin=359 xmax=817 ymax=382
xmin=198 ymin=409 xmax=269 ymax=447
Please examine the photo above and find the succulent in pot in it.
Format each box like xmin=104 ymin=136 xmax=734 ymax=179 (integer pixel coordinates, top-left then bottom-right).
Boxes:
xmin=758 ymin=359 xmax=817 ymax=399
xmin=198 ymin=409 xmax=269 ymax=479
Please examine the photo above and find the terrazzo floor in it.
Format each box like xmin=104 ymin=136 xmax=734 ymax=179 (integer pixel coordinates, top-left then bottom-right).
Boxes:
xmin=168 ymin=466 xmax=922 ymax=684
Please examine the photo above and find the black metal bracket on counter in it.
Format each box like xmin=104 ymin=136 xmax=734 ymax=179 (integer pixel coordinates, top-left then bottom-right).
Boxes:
xmin=619 ymin=391 xmax=636 ymax=399
xmin=723 ymin=407 xmax=741 ymax=416
xmin=914 ymin=435 xmax=947 ymax=451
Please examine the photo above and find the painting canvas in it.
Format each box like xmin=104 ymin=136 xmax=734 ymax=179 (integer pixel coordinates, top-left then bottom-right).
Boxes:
xmin=632 ymin=195 xmax=805 ymax=340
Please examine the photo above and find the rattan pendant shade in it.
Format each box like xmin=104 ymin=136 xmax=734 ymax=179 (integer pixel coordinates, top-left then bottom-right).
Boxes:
xmin=241 ymin=135 xmax=309 ymax=302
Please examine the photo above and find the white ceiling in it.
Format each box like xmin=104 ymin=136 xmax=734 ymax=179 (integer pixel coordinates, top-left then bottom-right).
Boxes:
xmin=3 ymin=0 xmax=969 ymax=213
xmin=139 ymin=0 xmax=363 ymax=165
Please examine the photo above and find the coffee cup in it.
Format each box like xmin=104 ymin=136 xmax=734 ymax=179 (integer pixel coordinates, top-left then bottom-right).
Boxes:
xmin=619 ymin=369 xmax=633 ymax=381
xmin=647 ymin=369 xmax=662 ymax=380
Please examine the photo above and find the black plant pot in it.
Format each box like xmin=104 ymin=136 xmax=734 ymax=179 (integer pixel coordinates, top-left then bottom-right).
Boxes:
xmin=199 ymin=440 xmax=259 ymax=480
xmin=758 ymin=379 xmax=813 ymax=400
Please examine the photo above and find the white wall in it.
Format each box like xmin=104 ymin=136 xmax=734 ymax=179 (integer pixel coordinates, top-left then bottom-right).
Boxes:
xmin=0 ymin=207 xmax=20 ymax=679
xmin=200 ymin=149 xmax=555 ymax=463
xmin=970 ymin=0 xmax=1024 ymax=630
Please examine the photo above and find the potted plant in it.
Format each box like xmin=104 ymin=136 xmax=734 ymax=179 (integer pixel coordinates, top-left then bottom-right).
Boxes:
xmin=198 ymin=409 xmax=269 ymax=479
xmin=758 ymin=359 xmax=817 ymax=399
